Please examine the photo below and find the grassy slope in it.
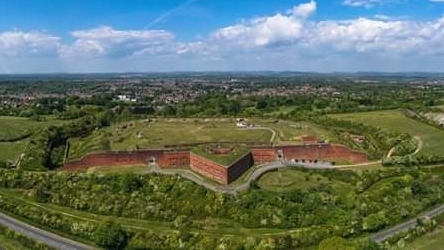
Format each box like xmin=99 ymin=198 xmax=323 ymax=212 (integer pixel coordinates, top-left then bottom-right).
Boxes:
xmin=191 ymin=147 xmax=250 ymax=166
xmin=330 ymin=110 xmax=444 ymax=156
xmin=0 ymin=140 xmax=28 ymax=162
xmin=0 ymin=116 xmax=64 ymax=162
xmin=257 ymin=168 xmax=353 ymax=195
xmin=0 ymin=116 xmax=61 ymax=141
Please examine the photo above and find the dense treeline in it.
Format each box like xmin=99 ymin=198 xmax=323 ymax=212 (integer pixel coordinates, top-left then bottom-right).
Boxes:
xmin=0 ymin=167 xmax=442 ymax=248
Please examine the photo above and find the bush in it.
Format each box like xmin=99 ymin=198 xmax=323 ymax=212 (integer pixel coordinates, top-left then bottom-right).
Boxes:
xmin=93 ymin=221 xmax=128 ymax=249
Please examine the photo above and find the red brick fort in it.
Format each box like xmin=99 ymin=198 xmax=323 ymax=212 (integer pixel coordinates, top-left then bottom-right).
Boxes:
xmin=63 ymin=141 xmax=366 ymax=184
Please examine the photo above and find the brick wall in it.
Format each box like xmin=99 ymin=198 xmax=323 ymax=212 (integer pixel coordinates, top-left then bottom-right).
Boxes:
xmin=251 ymin=148 xmax=276 ymax=164
xmin=274 ymin=143 xmax=366 ymax=164
xmin=63 ymin=149 xmax=189 ymax=171
xmin=189 ymin=153 xmax=228 ymax=184
xmin=156 ymin=151 xmax=190 ymax=168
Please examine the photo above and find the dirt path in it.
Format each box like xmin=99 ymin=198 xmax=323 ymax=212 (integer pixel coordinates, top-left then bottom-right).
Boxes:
xmin=386 ymin=136 xmax=422 ymax=158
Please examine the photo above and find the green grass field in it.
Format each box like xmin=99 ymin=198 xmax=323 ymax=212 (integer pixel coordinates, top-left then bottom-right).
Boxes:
xmin=0 ymin=116 xmax=65 ymax=162
xmin=251 ymin=119 xmax=336 ymax=144
xmin=257 ymin=168 xmax=353 ymax=194
xmin=330 ymin=110 xmax=444 ymax=156
xmin=68 ymin=119 xmax=268 ymax=160
xmin=191 ymin=146 xmax=250 ymax=166
xmin=68 ymin=118 xmax=336 ymax=161
xmin=0 ymin=140 xmax=28 ymax=163
xmin=0 ymin=116 xmax=61 ymax=141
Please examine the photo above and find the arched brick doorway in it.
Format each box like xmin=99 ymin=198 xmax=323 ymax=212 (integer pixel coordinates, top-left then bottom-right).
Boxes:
xmin=277 ymin=150 xmax=284 ymax=160
xmin=148 ymin=156 xmax=156 ymax=165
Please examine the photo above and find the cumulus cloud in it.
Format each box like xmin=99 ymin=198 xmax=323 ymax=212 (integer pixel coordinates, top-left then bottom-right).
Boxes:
xmin=206 ymin=1 xmax=444 ymax=59
xmin=60 ymin=26 xmax=177 ymax=58
xmin=291 ymin=0 xmax=317 ymax=18
xmin=210 ymin=1 xmax=318 ymax=48
xmin=0 ymin=30 xmax=60 ymax=57
xmin=3 ymin=0 xmax=444 ymax=72
xmin=211 ymin=14 xmax=303 ymax=47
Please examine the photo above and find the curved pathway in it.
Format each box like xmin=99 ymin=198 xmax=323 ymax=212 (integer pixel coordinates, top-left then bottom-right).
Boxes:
xmin=147 ymin=161 xmax=333 ymax=195
xmin=372 ymin=204 xmax=444 ymax=243
xmin=0 ymin=212 xmax=94 ymax=250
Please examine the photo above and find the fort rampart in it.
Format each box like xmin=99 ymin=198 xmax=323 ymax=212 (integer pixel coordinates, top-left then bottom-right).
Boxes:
xmin=63 ymin=143 xmax=366 ymax=183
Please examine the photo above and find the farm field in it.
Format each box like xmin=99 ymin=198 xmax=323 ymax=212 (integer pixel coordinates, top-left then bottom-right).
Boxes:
xmin=330 ymin=110 xmax=444 ymax=156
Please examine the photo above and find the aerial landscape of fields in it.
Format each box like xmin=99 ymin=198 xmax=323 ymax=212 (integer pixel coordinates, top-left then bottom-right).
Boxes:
xmin=3 ymin=0 xmax=444 ymax=249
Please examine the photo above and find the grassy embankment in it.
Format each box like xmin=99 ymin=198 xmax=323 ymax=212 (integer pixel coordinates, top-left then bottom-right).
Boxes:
xmin=330 ymin=110 xmax=444 ymax=156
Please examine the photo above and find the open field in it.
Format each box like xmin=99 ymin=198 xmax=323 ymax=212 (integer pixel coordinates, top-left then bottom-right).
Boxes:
xmin=0 ymin=140 xmax=28 ymax=162
xmin=68 ymin=118 xmax=334 ymax=160
xmin=0 ymin=116 xmax=66 ymax=162
xmin=330 ymin=110 xmax=444 ymax=156
xmin=257 ymin=168 xmax=353 ymax=194
xmin=250 ymin=119 xmax=336 ymax=144
xmin=0 ymin=116 xmax=61 ymax=141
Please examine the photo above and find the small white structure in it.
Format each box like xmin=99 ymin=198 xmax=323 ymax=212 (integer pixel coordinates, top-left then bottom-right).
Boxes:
xmin=236 ymin=122 xmax=247 ymax=128
xmin=117 ymin=95 xmax=137 ymax=102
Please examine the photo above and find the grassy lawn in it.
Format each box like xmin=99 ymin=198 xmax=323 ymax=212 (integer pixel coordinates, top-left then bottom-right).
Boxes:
xmin=0 ymin=140 xmax=28 ymax=162
xmin=68 ymin=118 xmax=273 ymax=160
xmin=257 ymin=168 xmax=353 ymax=194
xmin=250 ymin=119 xmax=337 ymax=144
xmin=0 ymin=116 xmax=61 ymax=141
xmin=191 ymin=146 xmax=250 ymax=166
xmin=330 ymin=110 xmax=444 ymax=156
xmin=0 ymin=116 xmax=66 ymax=162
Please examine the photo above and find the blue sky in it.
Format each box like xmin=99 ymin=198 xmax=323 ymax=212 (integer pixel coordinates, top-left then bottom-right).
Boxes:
xmin=1 ymin=0 xmax=444 ymax=72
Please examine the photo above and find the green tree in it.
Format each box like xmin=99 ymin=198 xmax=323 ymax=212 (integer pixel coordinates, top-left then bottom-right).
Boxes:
xmin=93 ymin=221 xmax=127 ymax=249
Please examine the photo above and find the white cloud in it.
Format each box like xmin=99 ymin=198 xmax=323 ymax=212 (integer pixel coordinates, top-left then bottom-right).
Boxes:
xmin=3 ymin=1 xmax=444 ymax=72
xmin=0 ymin=30 xmax=60 ymax=57
xmin=291 ymin=0 xmax=317 ymax=19
xmin=210 ymin=1 xmax=318 ymax=48
xmin=431 ymin=0 xmax=444 ymax=2
xmin=60 ymin=26 xmax=176 ymax=58
xmin=211 ymin=14 xmax=303 ymax=47
xmin=342 ymin=0 xmax=382 ymax=8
